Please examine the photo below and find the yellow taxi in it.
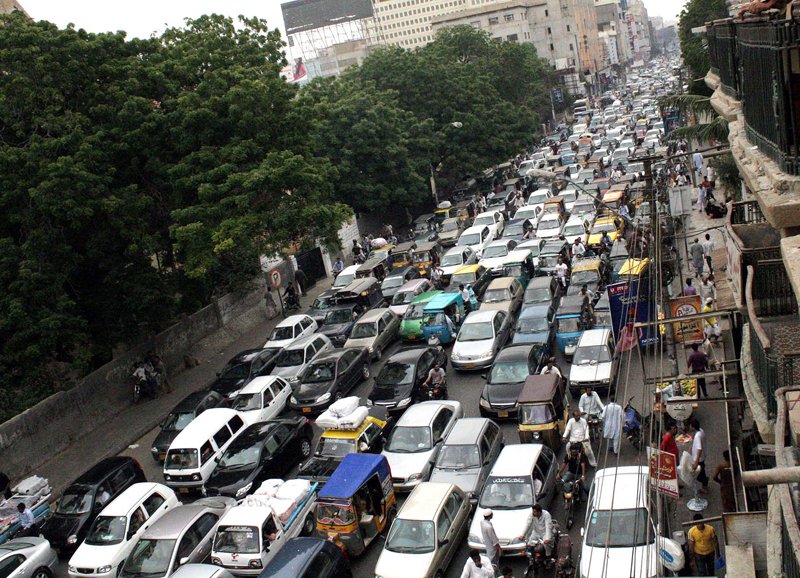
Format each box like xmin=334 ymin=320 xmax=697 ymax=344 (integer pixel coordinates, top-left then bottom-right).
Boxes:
xmin=618 ymin=257 xmax=650 ymax=280
xmin=587 ymin=215 xmax=624 ymax=247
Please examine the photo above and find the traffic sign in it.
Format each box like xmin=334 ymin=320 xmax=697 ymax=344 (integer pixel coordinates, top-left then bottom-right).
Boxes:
xmin=269 ymin=269 xmax=282 ymax=289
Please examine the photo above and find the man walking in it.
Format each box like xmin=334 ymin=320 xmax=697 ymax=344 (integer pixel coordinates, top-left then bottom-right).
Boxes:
xmin=563 ymin=410 xmax=596 ymax=467
xmin=699 ymin=276 xmax=716 ymax=306
xmin=601 ymin=395 xmax=623 ymax=454
xmin=660 ymin=422 xmax=679 ymax=462
xmin=682 ymin=278 xmax=697 ymax=296
xmin=689 ymin=418 xmax=710 ymax=494
xmin=480 ymin=510 xmax=502 ymax=573
xmin=687 ymin=343 xmax=710 ymax=398
xmin=689 ymin=514 xmax=719 ymax=576
xmin=702 ymin=233 xmax=714 ymax=274
xmin=690 ymin=238 xmax=705 ymax=278
xmin=460 ymin=550 xmax=495 ymax=578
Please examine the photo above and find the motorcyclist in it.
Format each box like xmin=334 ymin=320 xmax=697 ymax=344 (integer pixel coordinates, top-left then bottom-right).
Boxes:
xmin=528 ymin=503 xmax=554 ymax=557
xmin=556 ymin=443 xmax=589 ymax=500
xmin=578 ymin=387 xmax=605 ymax=420
xmin=284 ymin=282 xmax=299 ymax=309
xmin=421 ymin=362 xmax=447 ymax=399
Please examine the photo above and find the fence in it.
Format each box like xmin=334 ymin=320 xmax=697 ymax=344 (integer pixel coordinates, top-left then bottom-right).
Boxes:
xmin=707 ymin=18 xmax=740 ymax=99
xmin=730 ymin=200 xmax=766 ymax=225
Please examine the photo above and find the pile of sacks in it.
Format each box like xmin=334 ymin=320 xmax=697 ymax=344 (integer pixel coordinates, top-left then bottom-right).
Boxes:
xmin=243 ymin=478 xmax=313 ymax=524
xmin=315 ymin=396 xmax=369 ymax=430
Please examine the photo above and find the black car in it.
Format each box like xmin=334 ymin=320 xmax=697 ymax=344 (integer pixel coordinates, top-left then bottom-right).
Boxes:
xmin=479 ymin=344 xmax=544 ymax=419
xmin=536 ymin=239 xmax=570 ymax=276
xmin=260 ymin=537 xmax=352 ymax=578
xmin=367 ymin=346 xmax=447 ymax=415
xmin=205 ymin=416 xmax=313 ymax=499
xmin=380 ymin=265 xmax=420 ymax=300
xmin=288 ymin=348 xmax=371 ymax=414
xmin=42 ymin=457 xmax=146 ymax=552
xmin=307 ymin=288 xmax=339 ymax=325
xmin=210 ymin=348 xmax=283 ymax=399
xmin=318 ymin=304 xmax=364 ymax=347
xmin=151 ymin=389 xmax=227 ymax=462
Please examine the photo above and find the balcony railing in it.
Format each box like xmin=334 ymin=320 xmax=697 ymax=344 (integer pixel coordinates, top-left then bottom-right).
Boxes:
xmin=730 ymin=199 xmax=766 ymax=225
xmin=708 ymin=17 xmax=800 ymax=175
xmin=784 ymin=508 xmax=800 ymax=578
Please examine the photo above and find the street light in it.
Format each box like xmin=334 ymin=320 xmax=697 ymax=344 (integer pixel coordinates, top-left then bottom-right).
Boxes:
xmin=429 ymin=122 xmax=463 ymax=206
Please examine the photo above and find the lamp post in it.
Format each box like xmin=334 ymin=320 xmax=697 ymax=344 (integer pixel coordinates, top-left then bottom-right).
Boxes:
xmin=430 ymin=122 xmax=463 ymax=206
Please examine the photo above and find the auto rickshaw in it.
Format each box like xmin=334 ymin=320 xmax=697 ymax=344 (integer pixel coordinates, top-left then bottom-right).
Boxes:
xmin=455 ymin=199 xmax=476 ymax=226
xmin=356 ymin=256 xmax=389 ymax=281
xmin=315 ymin=454 xmax=397 ymax=557
xmin=566 ymin=256 xmax=607 ymax=298
xmin=498 ymin=249 xmax=534 ymax=289
xmin=399 ymin=290 xmax=442 ymax=341
xmin=555 ymin=294 xmax=592 ymax=358
xmin=421 ymin=292 xmax=466 ymax=345
xmin=600 ymin=188 xmax=626 ymax=215
xmin=412 ymin=214 xmax=437 ymax=242
xmin=389 ymin=241 xmax=417 ymax=269
xmin=542 ymin=196 xmax=567 ymax=219
xmin=517 ymin=374 xmax=569 ymax=452
xmin=433 ymin=201 xmax=456 ymax=227
xmin=618 ymin=257 xmax=650 ymax=282
xmin=411 ymin=241 xmax=442 ymax=277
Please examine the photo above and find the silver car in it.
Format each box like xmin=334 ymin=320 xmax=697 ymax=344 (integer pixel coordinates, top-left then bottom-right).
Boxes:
xmin=451 ymin=310 xmax=513 ymax=370
xmin=120 ymin=498 xmax=236 ymax=578
xmin=169 ymin=565 xmax=234 ymax=578
xmin=0 ymin=538 xmax=57 ymax=578
xmin=345 ymin=308 xmax=400 ymax=360
xmin=429 ymin=418 xmax=504 ymax=502
xmin=270 ymin=334 xmax=334 ymax=386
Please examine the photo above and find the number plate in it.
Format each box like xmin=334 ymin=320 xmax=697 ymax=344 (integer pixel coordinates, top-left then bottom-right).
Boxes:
xmin=464 ymin=362 xmax=475 ymax=368
xmin=408 ymin=335 xmax=416 ymax=340
xmin=302 ymin=407 xmax=312 ymax=413
xmin=498 ymin=411 xmax=509 ymax=418
xmin=158 ymin=453 xmax=166 ymax=461
xmin=179 ymin=487 xmax=189 ymax=494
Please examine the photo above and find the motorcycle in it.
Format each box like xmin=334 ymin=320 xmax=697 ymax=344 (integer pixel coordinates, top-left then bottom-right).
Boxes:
xmin=586 ymin=413 xmax=602 ymax=444
xmin=420 ymin=380 xmax=448 ymax=401
xmin=559 ymin=478 xmax=579 ymax=529
xmin=284 ymin=292 xmax=300 ymax=311
xmin=623 ymin=397 xmax=644 ymax=449
xmin=524 ymin=520 xmax=570 ymax=578
xmin=132 ymin=363 xmax=159 ymax=404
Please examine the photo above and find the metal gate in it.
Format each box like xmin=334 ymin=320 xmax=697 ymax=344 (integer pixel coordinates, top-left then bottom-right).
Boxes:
xmin=295 ymin=247 xmax=326 ymax=285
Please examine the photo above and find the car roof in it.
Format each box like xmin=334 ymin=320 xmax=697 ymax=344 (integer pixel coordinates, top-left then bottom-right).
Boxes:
xmin=398 ymin=279 xmax=430 ymax=292
xmin=453 ymin=264 xmax=484 ymax=274
xmin=309 ymin=349 xmax=350 ymax=363
xmin=463 ymin=309 xmax=499 ymax=324
xmin=572 ymin=257 xmax=602 ymax=272
xmin=321 ymin=415 xmax=386 ymax=438
xmin=487 ymin=277 xmax=516 ymax=289
xmin=276 ymin=314 xmax=310 ymax=328
xmin=519 ymin=374 xmax=562 ymax=403
xmin=261 ymin=537 xmax=331 ymax=576
xmin=387 ymin=346 xmax=430 ymax=363
xmin=396 ymin=400 xmax=456 ymax=427
xmin=238 ymin=375 xmax=284 ymax=395
xmin=461 ymin=225 xmax=490 ymax=237
xmin=142 ymin=499 xmax=233 ymax=539
xmin=443 ymin=418 xmax=492 ymax=445
xmin=494 ymin=344 xmax=534 ymax=362
xmin=386 ymin=264 xmax=414 ymax=277
xmin=100 ymin=483 xmax=168 ymax=516
xmin=591 ymin=466 xmax=649 ymax=510
xmin=72 ymin=457 xmax=135 ymax=486
xmin=285 ymin=333 xmax=327 ymax=349
xmin=527 ymin=276 xmax=554 ymax=289
xmin=490 ymin=445 xmax=544 ymax=475
xmin=219 ymin=505 xmax=272 ymax=526
xmin=173 ymin=390 xmax=220 ymax=412
xmin=339 ymin=264 xmax=359 ymax=276
xmin=397 ymin=482 xmax=454 ymax=520
xmin=579 ymin=328 xmax=612 ymax=346
xmin=358 ymin=308 xmax=390 ymax=323
xmin=170 ymin=408 xmax=240 ymax=447
xmin=444 ymin=245 xmax=469 ymax=256
xmin=486 ymin=239 xmax=513 ymax=248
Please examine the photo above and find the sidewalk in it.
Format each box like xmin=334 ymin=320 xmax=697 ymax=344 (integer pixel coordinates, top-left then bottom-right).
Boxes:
xmin=37 ymin=279 xmax=333 ymax=498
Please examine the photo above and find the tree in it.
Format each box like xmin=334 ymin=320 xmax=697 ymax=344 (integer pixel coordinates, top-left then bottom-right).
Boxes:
xmin=659 ymin=94 xmax=729 ymax=143
xmin=678 ymin=0 xmax=728 ymax=95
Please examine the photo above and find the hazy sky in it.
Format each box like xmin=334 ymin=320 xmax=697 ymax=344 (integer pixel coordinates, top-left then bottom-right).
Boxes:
xmin=23 ymin=0 xmax=684 ymax=41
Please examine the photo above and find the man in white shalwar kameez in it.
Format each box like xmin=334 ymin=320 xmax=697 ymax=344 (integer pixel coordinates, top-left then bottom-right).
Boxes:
xmin=601 ymin=395 xmax=623 ymax=454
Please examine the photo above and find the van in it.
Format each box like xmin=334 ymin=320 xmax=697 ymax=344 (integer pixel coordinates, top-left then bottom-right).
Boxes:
xmin=467 ymin=444 xmax=557 ymax=557
xmin=568 ymin=328 xmax=617 ymax=395
xmin=332 ymin=265 xmax=359 ymax=290
xmin=332 ymin=277 xmax=385 ymax=311
xmin=456 ymin=225 xmax=492 ymax=258
xmin=163 ymin=409 xmax=246 ymax=494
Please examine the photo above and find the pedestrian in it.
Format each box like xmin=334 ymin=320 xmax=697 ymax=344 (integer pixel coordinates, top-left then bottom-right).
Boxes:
xmin=693 ymin=150 xmax=703 ymax=176
xmin=293 ymin=266 xmax=307 ymax=296
xmin=460 ymin=285 xmax=471 ymax=313
xmin=702 ymin=233 xmax=714 ymax=274
xmin=332 ymin=257 xmax=344 ymax=278
xmin=688 ymin=418 xmax=710 ymax=494
xmin=16 ymin=502 xmax=36 ymax=537
xmin=555 ymin=256 xmax=569 ymax=289
xmin=687 ymin=343 xmax=710 ymax=398
xmin=601 ymin=394 xmax=623 ymax=454
xmin=563 ymin=410 xmax=597 ymax=467
xmin=707 ymin=164 xmax=716 ymax=185
xmin=701 ymin=335 xmax=719 ymax=376
xmin=690 ymin=238 xmax=705 ymax=278
xmin=264 ymin=286 xmax=278 ymax=320
xmin=696 ymin=183 xmax=707 ymax=212
xmin=500 ymin=566 xmax=515 ymax=578
xmin=460 ymin=549 xmax=495 ymax=578
xmin=660 ymin=422 xmax=679 ymax=462
xmin=689 ymin=514 xmax=719 ymax=576
xmin=699 ymin=275 xmax=717 ymax=306
xmin=702 ymin=298 xmax=720 ymax=341
xmin=480 ymin=510 xmax=502 ymax=573
xmin=713 ymin=450 xmax=736 ymax=512
xmin=430 ymin=265 xmax=442 ymax=288
xmin=682 ymin=278 xmax=697 ymax=296
xmin=0 ymin=471 xmax=10 ymax=501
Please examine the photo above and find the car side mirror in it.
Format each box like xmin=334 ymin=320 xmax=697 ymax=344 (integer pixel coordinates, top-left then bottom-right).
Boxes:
xmin=439 ymin=538 xmax=449 ymax=547
xmin=179 ymin=557 xmax=190 ymax=566
xmin=580 ymin=527 xmax=585 ymax=537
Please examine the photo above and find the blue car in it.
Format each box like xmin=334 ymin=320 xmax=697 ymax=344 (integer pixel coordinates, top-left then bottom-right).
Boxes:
xmin=260 ymin=537 xmax=351 ymax=578
xmin=512 ymin=303 xmax=555 ymax=353
xmin=554 ymin=295 xmax=590 ymax=358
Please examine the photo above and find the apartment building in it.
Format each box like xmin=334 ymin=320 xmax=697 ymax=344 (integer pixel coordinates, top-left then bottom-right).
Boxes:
xmin=372 ymin=0 xmax=469 ymax=49
xmin=595 ymin=0 xmax=633 ymax=64
xmin=624 ymin=0 xmax=651 ymax=61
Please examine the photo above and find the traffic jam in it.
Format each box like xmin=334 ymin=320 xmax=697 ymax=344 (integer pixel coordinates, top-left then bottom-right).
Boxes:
xmin=0 ymin=58 xmax=704 ymax=578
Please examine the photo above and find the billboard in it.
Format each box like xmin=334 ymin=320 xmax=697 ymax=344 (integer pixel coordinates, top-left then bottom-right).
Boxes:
xmin=606 ymin=279 xmax=658 ymax=349
xmin=282 ymin=0 xmax=375 ymax=35
xmin=669 ymin=295 xmax=704 ymax=343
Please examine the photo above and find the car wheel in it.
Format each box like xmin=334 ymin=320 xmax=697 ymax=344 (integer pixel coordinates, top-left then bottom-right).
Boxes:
xmin=32 ymin=568 xmax=52 ymax=578
xmin=302 ymin=512 xmax=315 ymax=536
xmin=374 ymin=347 xmax=382 ymax=361
xmin=300 ymin=438 xmax=312 ymax=459
xmin=361 ymin=363 xmax=371 ymax=380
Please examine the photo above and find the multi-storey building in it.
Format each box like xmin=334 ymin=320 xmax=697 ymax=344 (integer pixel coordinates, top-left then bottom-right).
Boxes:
xmin=624 ymin=0 xmax=650 ymax=61
xmin=595 ymin=0 xmax=633 ymax=64
xmin=372 ymin=0 xmax=469 ymax=49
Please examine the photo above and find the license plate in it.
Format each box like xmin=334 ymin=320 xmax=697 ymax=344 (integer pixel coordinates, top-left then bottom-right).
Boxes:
xmin=464 ymin=362 xmax=475 ymax=368
xmin=408 ymin=335 xmax=416 ymax=340
xmin=498 ymin=411 xmax=509 ymax=418
xmin=159 ymin=453 xmax=166 ymax=461
xmin=179 ymin=487 xmax=189 ymax=494
xmin=302 ymin=407 xmax=311 ymax=413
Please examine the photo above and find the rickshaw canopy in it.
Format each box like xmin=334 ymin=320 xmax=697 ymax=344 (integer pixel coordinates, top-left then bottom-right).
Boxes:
xmin=571 ymin=257 xmax=603 ymax=273
xmin=318 ymin=454 xmax=390 ymax=500
xmin=619 ymin=257 xmax=650 ymax=277
xmin=559 ymin=294 xmax=588 ymax=316
xmin=518 ymin=374 xmax=561 ymax=404
xmin=602 ymin=190 xmax=625 ymax=204
xmin=423 ymin=292 xmax=464 ymax=312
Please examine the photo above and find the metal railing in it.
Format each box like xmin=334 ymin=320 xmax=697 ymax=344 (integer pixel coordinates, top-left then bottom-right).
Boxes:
xmin=707 ymin=18 xmax=740 ymax=98
xmin=750 ymin=259 xmax=799 ymax=318
xmin=747 ymin=322 xmax=800 ymax=418
xmin=730 ymin=199 xmax=766 ymax=225
xmin=784 ymin=508 xmax=800 ymax=578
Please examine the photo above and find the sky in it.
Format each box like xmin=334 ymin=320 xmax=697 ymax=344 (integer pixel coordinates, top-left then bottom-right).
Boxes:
xmin=22 ymin=0 xmax=685 ymax=41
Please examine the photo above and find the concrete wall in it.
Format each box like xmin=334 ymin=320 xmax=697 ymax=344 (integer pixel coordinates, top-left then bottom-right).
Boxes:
xmin=0 ymin=277 xmax=268 ymax=481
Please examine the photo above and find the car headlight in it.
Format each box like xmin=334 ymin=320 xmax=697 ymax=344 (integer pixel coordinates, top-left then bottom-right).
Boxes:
xmin=532 ymin=431 xmax=541 ymax=440
xmin=227 ymin=391 xmax=238 ymax=400
xmin=601 ymin=378 xmax=610 ymax=384
xmin=97 ymin=566 xmax=113 ymax=574
xmin=397 ymin=397 xmax=412 ymax=407
xmin=368 ymin=346 xmax=374 ymax=354
xmin=569 ymin=380 xmax=579 ymax=387
xmin=290 ymin=396 xmax=298 ymax=404
xmin=289 ymin=376 xmax=300 ymax=383
xmin=164 ymin=474 xmax=172 ymax=481
xmin=451 ymin=351 xmax=462 ymax=361
xmin=249 ymin=560 xmax=263 ymax=569
xmin=469 ymin=533 xmax=481 ymax=543
xmin=318 ymin=392 xmax=331 ymax=402
xmin=235 ymin=482 xmax=253 ymax=498
xmin=367 ymin=399 xmax=374 ymax=407
xmin=479 ymin=397 xmax=490 ymax=409
xmin=481 ymin=349 xmax=495 ymax=358
xmin=191 ymin=474 xmax=200 ymax=481
xmin=151 ymin=446 xmax=159 ymax=454
xmin=211 ymin=557 xmax=223 ymax=566
xmin=67 ymin=534 xmax=78 ymax=545
xmin=408 ymin=473 xmax=422 ymax=482
xmin=69 ymin=567 xmax=77 ymax=573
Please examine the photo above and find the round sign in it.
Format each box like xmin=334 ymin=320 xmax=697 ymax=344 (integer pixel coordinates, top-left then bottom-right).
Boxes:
xmin=666 ymin=401 xmax=693 ymax=421
xmin=269 ymin=269 xmax=282 ymax=289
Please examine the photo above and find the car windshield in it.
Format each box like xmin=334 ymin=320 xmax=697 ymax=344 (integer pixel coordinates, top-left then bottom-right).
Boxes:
xmin=523 ymin=243 xmax=542 ymax=257
xmin=489 ymin=361 xmax=529 ymax=384
xmin=271 ymin=326 xmax=294 ymax=341
xmin=214 ymin=526 xmax=260 ymax=554
xmin=316 ymin=503 xmax=356 ymax=526
xmin=573 ymin=203 xmax=594 ymax=215
xmin=218 ymin=362 xmax=250 ymax=380
xmin=436 ymin=444 xmax=481 ymax=469
xmin=325 ymin=309 xmax=354 ymax=325
xmin=458 ymin=321 xmax=494 ymax=342
xmin=520 ymin=404 xmax=555 ymax=425
xmin=333 ymin=273 xmax=355 ymax=288
xmin=538 ymin=219 xmax=560 ymax=230
xmin=303 ymin=361 xmax=336 ymax=383
xmin=504 ymin=223 xmax=525 ymax=237
xmin=593 ymin=222 xmax=616 ymax=233
xmin=351 ymin=321 xmax=377 ymax=338
xmin=441 ymin=253 xmax=464 ymax=267
xmin=482 ymin=245 xmax=509 ymax=259
xmin=585 ymin=508 xmax=653 ymax=547
xmin=539 ymin=255 xmax=559 ymax=269
xmin=376 ymin=362 xmax=415 ymax=386
xmin=529 ymin=194 xmax=548 ymax=205
xmin=85 ymin=516 xmax=127 ymax=546
xmin=525 ymin=287 xmax=550 ymax=304
xmin=386 ymin=426 xmax=432 ymax=453
xmin=218 ymin=444 xmax=260 ymax=469
xmin=412 ymin=252 xmax=431 ymax=264
xmin=232 ymin=393 xmax=261 ymax=411
xmin=311 ymin=297 xmax=332 ymax=310
xmin=393 ymin=291 xmax=416 ymax=305
xmin=441 ymin=221 xmax=459 ymax=232
xmin=451 ymin=272 xmax=477 ymax=286
xmin=457 ymin=233 xmax=481 ymax=246
xmin=518 ymin=316 xmax=549 ymax=333
xmin=564 ymin=225 xmax=585 ymax=237
xmin=474 ymin=215 xmax=495 ymax=227
xmin=124 ymin=539 xmax=176 ymax=575
xmin=275 ymin=348 xmax=305 ymax=367
xmin=382 ymin=276 xmax=405 ymax=290
xmin=385 ymin=519 xmax=435 ymax=554
xmin=316 ymin=437 xmax=356 ymax=458
xmin=515 ymin=209 xmax=538 ymax=221
xmin=161 ymin=411 xmax=196 ymax=432
xmin=404 ymin=303 xmax=427 ymax=321
xmin=483 ymin=288 xmax=511 ymax=303
xmin=572 ymin=270 xmax=599 ymax=284
xmin=480 ymin=477 xmax=534 ymax=509
xmin=561 ymin=190 xmax=578 ymax=202
xmin=574 ymin=345 xmax=612 ymax=364
xmin=165 ymin=448 xmax=199 ymax=470
xmin=57 ymin=488 xmax=93 ymax=515
xmin=558 ymin=318 xmax=580 ymax=333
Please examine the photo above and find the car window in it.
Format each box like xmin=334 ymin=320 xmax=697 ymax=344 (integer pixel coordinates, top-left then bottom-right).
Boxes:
xmin=200 ymin=441 xmax=215 ymax=465
xmin=302 ymin=317 xmax=313 ymax=329
xmin=263 ymin=386 xmax=275 ymax=404
xmin=378 ymin=318 xmax=386 ymax=332
xmin=341 ymin=349 xmax=358 ymax=366
xmin=129 ymin=506 xmax=147 ymax=534
xmin=485 ymin=421 xmax=500 ymax=446
xmin=264 ymin=434 xmax=280 ymax=455
xmin=480 ymin=438 xmax=491 ymax=461
xmin=273 ymin=425 xmax=290 ymax=445
xmin=306 ymin=343 xmax=317 ymax=357
xmin=363 ymin=422 xmax=382 ymax=445
xmin=142 ymin=492 xmax=167 ymax=516
xmin=0 ymin=555 xmax=25 ymax=578
xmin=302 ymin=551 xmax=336 ymax=578
xmin=431 ymin=408 xmax=453 ymax=442
xmin=194 ymin=513 xmax=219 ymax=539
xmin=107 ymin=468 xmax=129 ymax=494
xmin=492 ymin=314 xmax=502 ymax=333
xmin=177 ymin=524 xmax=202 ymax=561
xmin=214 ymin=425 xmax=232 ymax=448
xmin=294 ymin=323 xmax=302 ymax=337
xmin=228 ymin=414 xmax=244 ymax=434
xmin=436 ymin=509 xmax=452 ymax=541
xmin=444 ymin=491 xmax=464 ymax=521
xmin=313 ymin=338 xmax=327 ymax=351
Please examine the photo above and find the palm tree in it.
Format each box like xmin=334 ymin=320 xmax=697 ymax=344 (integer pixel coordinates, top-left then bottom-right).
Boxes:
xmin=658 ymin=94 xmax=729 ymax=143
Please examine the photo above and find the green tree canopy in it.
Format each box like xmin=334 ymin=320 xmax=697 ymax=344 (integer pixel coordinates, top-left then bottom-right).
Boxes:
xmin=678 ymin=0 xmax=728 ymax=95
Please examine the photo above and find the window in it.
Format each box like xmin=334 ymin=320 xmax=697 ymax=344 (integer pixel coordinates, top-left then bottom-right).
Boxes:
xmin=504 ymin=13 xmax=514 ymax=21
xmin=480 ymin=438 xmax=491 ymax=461
xmin=213 ymin=425 xmax=232 ymax=448
xmin=194 ymin=513 xmax=220 ymax=538
xmin=263 ymin=386 xmax=275 ymax=404
xmin=303 ymin=552 xmax=336 ymax=578
xmin=444 ymin=491 xmax=464 ymax=521
xmin=550 ymin=43 xmax=555 ymax=51
xmin=570 ymin=43 xmax=574 ymax=50
xmin=143 ymin=492 xmax=167 ymax=516
xmin=129 ymin=506 xmax=147 ymax=534
xmin=301 ymin=317 xmax=313 ymax=329
xmin=228 ymin=415 xmax=244 ymax=434
xmin=470 ymin=21 xmax=481 ymax=28
xmin=177 ymin=525 xmax=202 ymax=561
xmin=507 ymin=34 xmax=518 ymax=42
xmin=485 ymin=421 xmax=500 ymax=447
xmin=0 ymin=555 xmax=25 ymax=578
xmin=492 ymin=313 xmax=503 ymax=333
xmin=436 ymin=509 xmax=452 ymax=540
xmin=545 ymin=9 xmax=549 ymax=16
xmin=547 ymin=27 xmax=551 ymax=34
xmin=566 ymin=24 xmax=571 ymax=31
xmin=431 ymin=408 xmax=453 ymax=442
xmin=313 ymin=338 xmax=327 ymax=351
xmin=488 ymin=16 xmax=499 ymax=24
xmin=200 ymin=441 xmax=215 ymax=464
xmin=108 ymin=468 xmax=130 ymax=493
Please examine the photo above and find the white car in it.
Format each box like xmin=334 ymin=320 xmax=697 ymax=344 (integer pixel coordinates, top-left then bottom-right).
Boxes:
xmin=526 ymin=188 xmax=552 ymax=213
xmin=535 ymin=214 xmax=565 ymax=240
xmin=68 ymin=483 xmax=179 ymax=578
xmin=440 ymin=246 xmax=478 ymax=281
xmin=478 ymin=239 xmax=518 ymax=271
xmin=580 ymin=467 xmax=685 ymax=578
xmin=562 ymin=214 xmax=592 ymax=243
xmin=263 ymin=314 xmax=317 ymax=349
xmin=1 ymin=538 xmax=57 ymax=578
xmin=382 ymin=401 xmax=463 ymax=491
xmin=568 ymin=328 xmax=617 ymax=395
xmin=451 ymin=310 xmax=512 ymax=370
xmin=231 ymin=376 xmax=293 ymax=426
xmin=473 ymin=210 xmax=506 ymax=239
xmin=512 ymin=205 xmax=543 ymax=226
xmin=516 ymin=238 xmax=546 ymax=269
xmin=456 ymin=224 xmax=493 ymax=259
xmin=331 ymin=264 xmax=359 ymax=289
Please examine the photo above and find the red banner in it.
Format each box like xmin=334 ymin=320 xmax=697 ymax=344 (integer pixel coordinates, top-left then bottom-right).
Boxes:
xmin=648 ymin=448 xmax=679 ymax=498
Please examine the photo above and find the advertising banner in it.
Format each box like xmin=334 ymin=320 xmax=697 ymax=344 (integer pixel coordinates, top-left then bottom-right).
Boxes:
xmin=606 ymin=280 xmax=658 ymax=348
xmin=669 ymin=295 xmax=704 ymax=343
xmin=648 ymin=447 xmax=679 ymax=498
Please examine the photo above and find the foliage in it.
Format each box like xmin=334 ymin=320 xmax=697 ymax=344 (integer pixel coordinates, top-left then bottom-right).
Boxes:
xmin=710 ymin=152 xmax=742 ymax=200
xmin=658 ymin=94 xmax=729 ymax=143
xmin=678 ymin=0 xmax=728 ymax=95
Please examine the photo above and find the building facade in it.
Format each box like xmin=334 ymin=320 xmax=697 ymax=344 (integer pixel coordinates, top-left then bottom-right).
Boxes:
xmin=372 ymin=0 xmax=469 ymax=49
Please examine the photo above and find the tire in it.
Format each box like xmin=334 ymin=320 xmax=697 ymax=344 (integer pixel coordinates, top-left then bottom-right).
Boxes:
xmin=374 ymin=347 xmax=382 ymax=361
xmin=302 ymin=512 xmax=315 ymax=536
xmin=300 ymin=438 xmax=312 ymax=459
xmin=361 ymin=363 xmax=371 ymax=380
xmin=31 ymin=568 xmax=51 ymax=578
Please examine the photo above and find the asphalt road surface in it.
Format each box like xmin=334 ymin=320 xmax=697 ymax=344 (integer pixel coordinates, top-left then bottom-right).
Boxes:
xmin=52 ymin=336 xmax=651 ymax=578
